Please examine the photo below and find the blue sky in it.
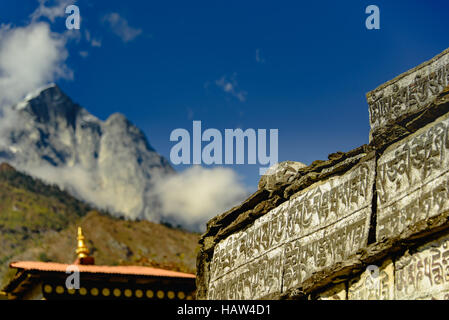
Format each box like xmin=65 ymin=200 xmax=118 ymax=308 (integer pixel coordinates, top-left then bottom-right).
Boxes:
xmin=2 ymin=0 xmax=449 ymax=191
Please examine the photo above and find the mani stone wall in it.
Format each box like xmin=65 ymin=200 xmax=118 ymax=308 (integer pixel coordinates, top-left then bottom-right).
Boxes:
xmin=196 ymin=47 xmax=449 ymax=300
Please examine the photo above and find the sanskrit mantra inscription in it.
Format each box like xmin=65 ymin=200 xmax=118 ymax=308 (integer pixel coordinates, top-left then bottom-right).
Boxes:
xmin=368 ymin=48 xmax=449 ymax=134
xmin=396 ymin=234 xmax=449 ymax=300
xmin=377 ymin=113 xmax=449 ymax=240
xmin=208 ymin=159 xmax=375 ymax=299
xmin=283 ymin=209 xmax=370 ymax=292
xmin=348 ymin=260 xmax=394 ymax=300
xmin=207 ymin=248 xmax=283 ymax=300
xmin=210 ymin=160 xmax=374 ymax=281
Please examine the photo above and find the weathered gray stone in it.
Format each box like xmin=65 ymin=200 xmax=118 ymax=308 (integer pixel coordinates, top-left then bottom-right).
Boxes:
xmin=367 ymin=48 xmax=449 ymax=142
xmin=395 ymin=233 xmax=449 ymax=300
xmin=377 ymin=111 xmax=449 ymax=241
xmin=195 ymin=148 xmax=372 ymax=300
xmin=282 ymin=208 xmax=371 ymax=292
xmin=348 ymin=259 xmax=394 ymax=300
xmin=206 ymin=158 xmax=375 ymax=299
xmin=258 ymin=161 xmax=307 ymax=192
xmin=209 ymin=204 xmax=287 ymax=282
xmin=207 ymin=247 xmax=283 ymax=300
xmin=369 ymin=85 xmax=449 ymax=150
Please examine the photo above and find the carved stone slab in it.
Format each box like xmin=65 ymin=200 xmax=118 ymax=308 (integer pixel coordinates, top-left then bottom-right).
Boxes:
xmin=208 ymin=159 xmax=375 ymax=299
xmin=367 ymin=48 xmax=449 ymax=141
xmin=282 ymin=208 xmax=370 ymax=292
xmin=348 ymin=259 xmax=394 ymax=300
xmin=207 ymin=247 xmax=283 ymax=300
xmin=208 ymin=203 xmax=288 ymax=283
xmin=376 ymin=112 xmax=449 ymax=241
xmin=395 ymin=233 xmax=449 ymax=300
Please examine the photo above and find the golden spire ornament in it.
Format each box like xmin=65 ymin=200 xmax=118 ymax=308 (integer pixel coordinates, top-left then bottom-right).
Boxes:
xmin=76 ymin=227 xmax=90 ymax=259
xmin=74 ymin=227 xmax=95 ymax=265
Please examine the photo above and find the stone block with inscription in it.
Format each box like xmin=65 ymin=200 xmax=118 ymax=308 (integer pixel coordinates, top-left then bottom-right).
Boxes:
xmin=395 ymin=233 xmax=449 ymax=300
xmin=207 ymin=247 xmax=283 ymax=300
xmin=348 ymin=259 xmax=394 ymax=300
xmin=367 ymin=48 xmax=449 ymax=142
xmin=207 ymin=158 xmax=375 ymax=299
xmin=376 ymin=111 xmax=449 ymax=241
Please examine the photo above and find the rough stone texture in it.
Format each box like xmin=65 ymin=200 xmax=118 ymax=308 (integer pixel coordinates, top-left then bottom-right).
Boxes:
xmin=207 ymin=247 xmax=283 ymax=300
xmin=370 ymin=85 xmax=449 ymax=151
xmin=367 ymin=47 xmax=449 ymax=143
xmin=196 ymin=145 xmax=373 ymax=300
xmin=348 ymin=259 xmax=394 ymax=300
xmin=203 ymin=157 xmax=375 ymax=299
xmin=258 ymin=161 xmax=307 ymax=192
xmin=376 ymin=111 xmax=449 ymax=242
xmin=395 ymin=233 xmax=449 ymax=300
xmin=282 ymin=208 xmax=371 ymax=293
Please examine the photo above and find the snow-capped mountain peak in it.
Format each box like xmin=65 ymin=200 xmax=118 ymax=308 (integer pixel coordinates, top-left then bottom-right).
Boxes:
xmin=0 ymin=84 xmax=174 ymax=222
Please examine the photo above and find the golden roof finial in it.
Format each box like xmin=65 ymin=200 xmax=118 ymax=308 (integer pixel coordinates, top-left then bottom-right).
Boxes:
xmin=75 ymin=227 xmax=90 ymax=259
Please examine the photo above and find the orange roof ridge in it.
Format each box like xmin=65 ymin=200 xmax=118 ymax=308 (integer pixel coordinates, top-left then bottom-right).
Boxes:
xmin=9 ymin=261 xmax=195 ymax=279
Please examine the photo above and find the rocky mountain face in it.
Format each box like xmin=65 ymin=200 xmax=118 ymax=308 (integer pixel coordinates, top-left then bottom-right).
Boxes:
xmin=0 ymin=84 xmax=174 ymax=222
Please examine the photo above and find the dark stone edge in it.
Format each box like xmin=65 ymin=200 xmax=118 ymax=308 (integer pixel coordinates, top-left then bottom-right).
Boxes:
xmin=370 ymin=85 xmax=449 ymax=146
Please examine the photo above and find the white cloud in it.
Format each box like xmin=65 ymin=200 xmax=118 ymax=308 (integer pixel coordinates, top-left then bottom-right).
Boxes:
xmin=0 ymin=22 xmax=72 ymax=108
xmin=21 ymin=163 xmax=122 ymax=215
xmin=216 ymin=73 xmax=247 ymax=102
xmin=31 ymin=0 xmax=76 ymax=22
xmin=32 ymin=1 xmax=101 ymax=50
xmin=19 ymin=162 xmax=248 ymax=232
xmin=150 ymin=166 xmax=249 ymax=232
xmin=0 ymin=3 xmax=73 ymax=165
xmin=0 ymin=106 xmax=23 ymax=149
xmin=102 ymin=13 xmax=142 ymax=43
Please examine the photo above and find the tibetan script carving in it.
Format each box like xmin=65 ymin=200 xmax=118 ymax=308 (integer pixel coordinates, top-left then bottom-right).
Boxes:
xmin=395 ymin=233 xmax=449 ymax=300
xmin=208 ymin=159 xmax=375 ymax=299
xmin=207 ymin=247 xmax=283 ymax=300
xmin=282 ymin=208 xmax=370 ymax=292
xmin=367 ymin=48 xmax=449 ymax=140
xmin=348 ymin=259 xmax=394 ymax=300
xmin=377 ymin=112 xmax=449 ymax=241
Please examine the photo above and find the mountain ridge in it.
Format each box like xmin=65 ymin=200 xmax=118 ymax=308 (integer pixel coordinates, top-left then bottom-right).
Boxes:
xmin=0 ymin=84 xmax=175 ymax=223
